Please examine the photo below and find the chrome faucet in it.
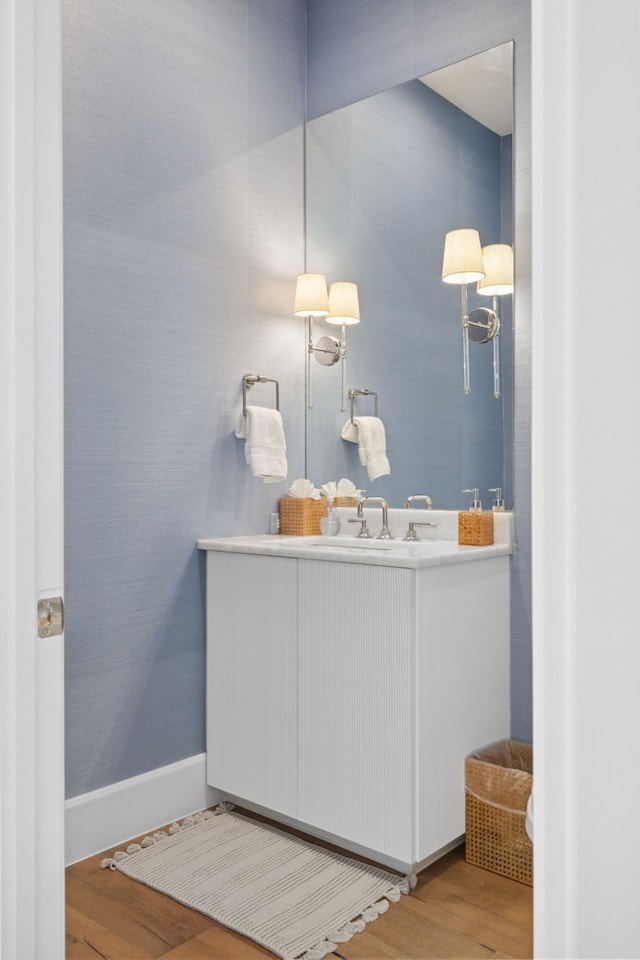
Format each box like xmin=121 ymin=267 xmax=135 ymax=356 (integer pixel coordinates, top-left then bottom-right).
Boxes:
xmin=357 ymin=496 xmax=393 ymax=539
xmin=403 ymin=494 xmax=433 ymax=509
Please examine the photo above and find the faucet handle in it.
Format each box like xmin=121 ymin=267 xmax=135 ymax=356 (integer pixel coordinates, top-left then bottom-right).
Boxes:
xmin=402 ymin=520 xmax=437 ymax=542
xmin=403 ymin=494 xmax=433 ymax=509
xmin=348 ymin=517 xmax=372 ymax=539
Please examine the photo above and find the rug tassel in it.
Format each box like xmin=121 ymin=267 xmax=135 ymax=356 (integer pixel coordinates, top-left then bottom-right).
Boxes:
xmin=361 ymin=905 xmax=379 ymax=923
xmin=334 ymin=919 xmax=363 ymax=942
xmin=300 ymin=939 xmax=338 ymax=960
xmin=99 ymin=849 xmax=129 ymax=870
xmin=294 ymin=874 xmax=414 ymax=958
xmin=99 ymin=807 xmax=223 ymax=870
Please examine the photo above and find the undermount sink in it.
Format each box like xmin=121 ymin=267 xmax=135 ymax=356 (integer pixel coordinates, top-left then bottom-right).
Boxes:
xmin=261 ymin=535 xmax=458 ymax=553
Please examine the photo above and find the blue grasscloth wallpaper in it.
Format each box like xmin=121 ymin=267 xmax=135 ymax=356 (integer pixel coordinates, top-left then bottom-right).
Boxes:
xmin=64 ymin=0 xmax=531 ymax=800
xmin=63 ymin=0 xmax=307 ymax=796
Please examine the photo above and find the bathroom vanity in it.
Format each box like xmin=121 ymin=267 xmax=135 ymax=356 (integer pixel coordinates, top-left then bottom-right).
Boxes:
xmin=198 ymin=509 xmax=512 ymax=873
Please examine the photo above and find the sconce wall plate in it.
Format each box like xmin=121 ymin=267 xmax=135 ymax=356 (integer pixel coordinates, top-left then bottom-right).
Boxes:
xmin=467 ymin=307 xmax=499 ymax=344
xmin=313 ymin=334 xmax=342 ymax=366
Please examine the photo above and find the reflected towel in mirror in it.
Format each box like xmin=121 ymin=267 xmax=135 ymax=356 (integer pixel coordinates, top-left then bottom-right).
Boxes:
xmin=235 ymin=406 xmax=287 ymax=483
xmin=341 ymin=416 xmax=390 ymax=481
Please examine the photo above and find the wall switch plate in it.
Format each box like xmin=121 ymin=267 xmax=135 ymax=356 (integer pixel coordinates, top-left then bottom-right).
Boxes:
xmin=269 ymin=513 xmax=280 ymax=534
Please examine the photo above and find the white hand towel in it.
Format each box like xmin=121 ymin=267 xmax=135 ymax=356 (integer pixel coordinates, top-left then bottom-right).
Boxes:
xmin=340 ymin=416 xmax=390 ymax=481
xmin=235 ymin=406 xmax=287 ymax=483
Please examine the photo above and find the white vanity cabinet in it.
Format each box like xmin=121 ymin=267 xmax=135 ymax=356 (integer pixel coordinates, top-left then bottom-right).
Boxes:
xmin=205 ymin=552 xmax=298 ymax=818
xmin=202 ymin=535 xmax=510 ymax=872
xmin=297 ymin=560 xmax=415 ymax=864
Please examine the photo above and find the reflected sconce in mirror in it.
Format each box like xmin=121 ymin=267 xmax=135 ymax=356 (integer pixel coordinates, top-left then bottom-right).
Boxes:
xmin=294 ymin=274 xmax=360 ymax=410
xmin=326 ymin=281 xmax=360 ymax=411
xmin=476 ymin=243 xmax=513 ymax=399
xmin=442 ymin=230 xmax=513 ymax=398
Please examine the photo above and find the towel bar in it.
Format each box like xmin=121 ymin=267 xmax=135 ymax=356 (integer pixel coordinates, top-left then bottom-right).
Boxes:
xmin=243 ymin=374 xmax=280 ymax=416
xmin=348 ymin=387 xmax=378 ymax=423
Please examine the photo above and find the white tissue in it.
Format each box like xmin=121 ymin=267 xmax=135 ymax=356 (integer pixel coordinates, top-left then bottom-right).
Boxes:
xmin=320 ymin=478 xmax=362 ymax=499
xmin=286 ymin=478 xmax=322 ymax=499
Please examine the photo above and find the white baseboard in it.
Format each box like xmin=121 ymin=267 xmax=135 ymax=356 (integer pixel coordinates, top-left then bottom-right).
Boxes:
xmin=65 ymin=754 xmax=221 ymax=865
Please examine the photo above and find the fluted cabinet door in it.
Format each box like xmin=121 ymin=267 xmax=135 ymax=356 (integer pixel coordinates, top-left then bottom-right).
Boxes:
xmin=297 ymin=560 xmax=414 ymax=863
xmin=415 ymin=557 xmax=510 ymax=863
xmin=206 ymin=552 xmax=298 ymax=817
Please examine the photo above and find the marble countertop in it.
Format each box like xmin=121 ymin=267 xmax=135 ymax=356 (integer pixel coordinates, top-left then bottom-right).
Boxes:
xmin=198 ymin=519 xmax=512 ymax=570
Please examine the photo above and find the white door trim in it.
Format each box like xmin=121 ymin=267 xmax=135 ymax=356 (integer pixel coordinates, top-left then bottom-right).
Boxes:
xmin=532 ymin=1 xmax=640 ymax=957
xmin=0 ymin=1 xmax=65 ymax=958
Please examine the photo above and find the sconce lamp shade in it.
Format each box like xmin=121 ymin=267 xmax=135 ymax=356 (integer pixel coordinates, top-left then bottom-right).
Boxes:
xmin=441 ymin=228 xmax=485 ymax=284
xmin=477 ymin=244 xmax=514 ymax=296
xmin=326 ymin=281 xmax=360 ymax=326
xmin=294 ymin=273 xmax=329 ymax=317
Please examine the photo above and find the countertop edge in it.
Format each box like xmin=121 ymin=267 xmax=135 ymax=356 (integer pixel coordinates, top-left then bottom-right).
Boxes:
xmin=196 ymin=535 xmax=511 ymax=569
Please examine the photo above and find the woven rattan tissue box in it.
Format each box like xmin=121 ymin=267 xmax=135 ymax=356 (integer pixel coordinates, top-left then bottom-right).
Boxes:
xmin=278 ymin=497 xmax=327 ymax=536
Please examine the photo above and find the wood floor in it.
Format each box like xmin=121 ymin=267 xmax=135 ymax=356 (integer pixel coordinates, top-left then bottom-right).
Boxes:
xmin=66 ymin=809 xmax=532 ymax=960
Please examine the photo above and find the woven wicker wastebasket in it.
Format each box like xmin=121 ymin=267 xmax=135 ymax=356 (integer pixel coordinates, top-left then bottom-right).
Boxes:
xmin=465 ymin=738 xmax=533 ymax=886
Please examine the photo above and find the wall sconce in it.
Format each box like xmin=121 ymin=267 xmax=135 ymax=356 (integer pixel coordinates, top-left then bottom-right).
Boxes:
xmin=294 ymin=274 xmax=360 ymax=410
xmin=442 ymin=229 xmax=513 ymax=398
xmin=326 ymin=281 xmax=360 ymax=411
xmin=476 ymin=243 xmax=514 ymax=399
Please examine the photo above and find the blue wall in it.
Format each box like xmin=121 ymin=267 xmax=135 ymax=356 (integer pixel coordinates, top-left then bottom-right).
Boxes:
xmin=64 ymin=0 xmax=531 ymax=801
xmin=64 ymin=0 xmax=307 ymax=797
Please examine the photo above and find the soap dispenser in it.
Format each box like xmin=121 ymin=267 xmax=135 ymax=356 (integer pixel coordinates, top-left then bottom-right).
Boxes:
xmin=489 ymin=487 xmax=505 ymax=511
xmin=458 ymin=488 xmax=494 ymax=545
xmin=320 ymin=499 xmax=341 ymax=536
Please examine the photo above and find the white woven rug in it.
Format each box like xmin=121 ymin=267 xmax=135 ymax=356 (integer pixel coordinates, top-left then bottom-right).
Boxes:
xmin=101 ymin=805 xmax=415 ymax=960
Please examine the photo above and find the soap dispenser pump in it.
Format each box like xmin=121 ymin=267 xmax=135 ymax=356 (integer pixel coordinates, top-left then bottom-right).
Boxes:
xmin=464 ymin=488 xmax=482 ymax=512
xmin=458 ymin=488 xmax=494 ymax=545
xmin=489 ymin=487 xmax=505 ymax=511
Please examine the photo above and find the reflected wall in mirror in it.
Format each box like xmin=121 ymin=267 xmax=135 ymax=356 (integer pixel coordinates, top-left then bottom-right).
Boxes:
xmin=304 ymin=43 xmax=514 ymax=510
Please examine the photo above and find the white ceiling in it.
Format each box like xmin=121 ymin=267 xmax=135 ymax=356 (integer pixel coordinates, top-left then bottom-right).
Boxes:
xmin=419 ymin=43 xmax=513 ymax=136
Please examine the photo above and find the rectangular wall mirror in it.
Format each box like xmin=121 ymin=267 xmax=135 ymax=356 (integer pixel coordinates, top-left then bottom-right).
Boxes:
xmin=303 ymin=42 xmax=514 ymax=510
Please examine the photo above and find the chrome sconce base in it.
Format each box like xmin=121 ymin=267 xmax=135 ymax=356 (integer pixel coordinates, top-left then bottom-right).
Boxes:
xmin=305 ymin=317 xmax=350 ymax=411
xmin=462 ymin=298 xmax=502 ymax=399
xmin=311 ymin=333 xmax=343 ymax=366
xmin=467 ymin=306 xmax=500 ymax=344
xmin=466 ymin=304 xmax=501 ymax=399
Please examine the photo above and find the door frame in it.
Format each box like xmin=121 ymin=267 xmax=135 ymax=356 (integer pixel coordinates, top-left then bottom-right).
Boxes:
xmin=0 ymin=1 xmax=65 ymax=957
xmin=531 ymin=1 xmax=640 ymax=956
xmin=3 ymin=1 xmax=639 ymax=958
